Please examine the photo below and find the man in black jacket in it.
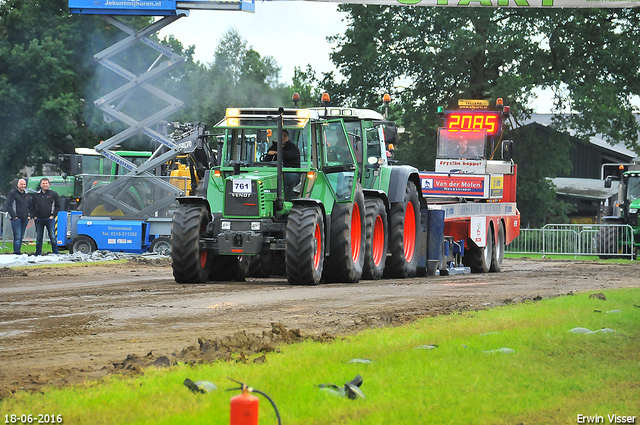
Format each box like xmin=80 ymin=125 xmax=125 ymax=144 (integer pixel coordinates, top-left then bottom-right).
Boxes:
xmin=30 ymin=178 xmax=60 ymax=256
xmin=6 ymin=179 xmax=31 ymax=255
xmin=264 ymin=130 xmax=301 ymax=198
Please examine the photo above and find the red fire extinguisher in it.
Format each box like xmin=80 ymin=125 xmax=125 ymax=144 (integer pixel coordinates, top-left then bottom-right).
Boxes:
xmin=230 ymin=389 xmax=259 ymax=425
xmin=228 ymin=378 xmax=281 ymax=425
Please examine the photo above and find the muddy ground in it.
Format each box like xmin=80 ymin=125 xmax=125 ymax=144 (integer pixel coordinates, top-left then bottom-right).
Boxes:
xmin=0 ymin=258 xmax=638 ymax=399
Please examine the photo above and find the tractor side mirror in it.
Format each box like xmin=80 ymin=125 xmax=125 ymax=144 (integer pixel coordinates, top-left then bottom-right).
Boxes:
xmin=604 ymin=175 xmax=620 ymax=188
xmin=501 ymin=140 xmax=513 ymax=161
xmin=384 ymin=125 xmax=397 ymax=145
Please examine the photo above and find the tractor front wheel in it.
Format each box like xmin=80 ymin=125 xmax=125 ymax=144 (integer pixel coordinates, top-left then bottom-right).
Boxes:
xmin=171 ymin=204 xmax=210 ymax=283
xmin=286 ymin=205 xmax=325 ymax=285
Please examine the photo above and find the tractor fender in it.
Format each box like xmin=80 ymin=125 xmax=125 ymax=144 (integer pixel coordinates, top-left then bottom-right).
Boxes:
xmin=291 ymin=198 xmax=329 ymax=256
xmin=388 ymin=166 xmax=424 ymax=206
xmin=363 ymin=189 xmax=390 ymax=216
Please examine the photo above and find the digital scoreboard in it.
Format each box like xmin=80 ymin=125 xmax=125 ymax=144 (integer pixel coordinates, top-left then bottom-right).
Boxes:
xmin=444 ymin=111 xmax=502 ymax=136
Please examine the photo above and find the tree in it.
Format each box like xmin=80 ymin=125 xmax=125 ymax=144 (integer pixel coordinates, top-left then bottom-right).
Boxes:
xmin=0 ymin=1 xmax=174 ymax=192
xmin=188 ymin=29 xmax=287 ymax=126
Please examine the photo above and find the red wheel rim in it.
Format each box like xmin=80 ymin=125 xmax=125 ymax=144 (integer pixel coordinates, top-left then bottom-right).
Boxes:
xmin=313 ymin=222 xmax=322 ymax=270
xmin=351 ymin=202 xmax=362 ymax=262
xmin=372 ymin=215 xmax=384 ymax=266
xmin=404 ymin=202 xmax=416 ymax=262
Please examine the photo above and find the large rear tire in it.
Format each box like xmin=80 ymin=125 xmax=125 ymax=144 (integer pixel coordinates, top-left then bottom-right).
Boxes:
xmin=490 ymin=222 xmax=505 ymax=272
xmin=363 ymin=198 xmax=388 ymax=280
xmin=247 ymin=251 xmax=274 ymax=278
xmin=465 ymin=225 xmax=494 ymax=273
xmin=385 ymin=181 xmax=420 ymax=278
xmin=286 ymin=205 xmax=325 ymax=285
xmin=323 ymin=185 xmax=366 ymax=283
xmin=208 ymin=255 xmax=249 ymax=281
xmin=171 ymin=204 xmax=211 ymax=283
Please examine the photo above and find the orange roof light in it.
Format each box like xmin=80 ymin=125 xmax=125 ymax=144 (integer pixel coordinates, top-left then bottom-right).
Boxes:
xmin=496 ymin=98 xmax=504 ymax=107
xmin=214 ymin=170 xmax=221 ymax=177
xmin=307 ymin=171 xmax=316 ymax=180
xmin=321 ymin=92 xmax=330 ymax=103
xmin=267 ymin=129 xmax=272 ymax=137
xmin=620 ymin=165 xmax=625 ymax=170
xmin=383 ymin=93 xmax=391 ymax=103
xmin=292 ymin=92 xmax=300 ymax=103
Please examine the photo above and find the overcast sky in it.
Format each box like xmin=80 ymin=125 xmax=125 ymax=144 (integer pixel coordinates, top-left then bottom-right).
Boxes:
xmin=157 ymin=4 xmax=567 ymax=113
xmin=158 ymin=2 xmax=348 ymax=84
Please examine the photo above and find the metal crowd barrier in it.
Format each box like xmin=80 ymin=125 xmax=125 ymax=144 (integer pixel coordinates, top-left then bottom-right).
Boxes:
xmin=1 ymin=212 xmax=48 ymax=249
xmin=507 ymin=224 xmax=635 ymax=259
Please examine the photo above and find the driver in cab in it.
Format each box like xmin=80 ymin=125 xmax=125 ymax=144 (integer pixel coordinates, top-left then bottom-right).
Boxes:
xmin=264 ymin=129 xmax=301 ymax=198
xmin=264 ymin=130 xmax=300 ymax=168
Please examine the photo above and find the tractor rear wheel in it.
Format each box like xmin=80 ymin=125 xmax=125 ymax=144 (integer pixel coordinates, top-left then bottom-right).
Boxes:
xmin=247 ymin=251 xmax=274 ymax=278
xmin=323 ymin=185 xmax=366 ymax=283
xmin=490 ymin=222 xmax=505 ymax=272
xmin=464 ymin=225 xmax=494 ymax=273
xmin=208 ymin=255 xmax=249 ymax=281
xmin=286 ymin=205 xmax=325 ymax=285
xmin=171 ymin=204 xmax=211 ymax=283
xmin=363 ymin=198 xmax=388 ymax=280
xmin=385 ymin=181 xmax=420 ymax=278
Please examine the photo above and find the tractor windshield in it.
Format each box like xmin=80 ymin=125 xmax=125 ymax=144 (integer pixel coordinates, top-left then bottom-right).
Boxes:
xmin=626 ymin=175 xmax=640 ymax=201
xmin=221 ymin=127 xmax=309 ymax=168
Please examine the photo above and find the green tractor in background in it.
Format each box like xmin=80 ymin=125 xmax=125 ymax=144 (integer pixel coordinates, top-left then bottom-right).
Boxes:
xmin=597 ymin=163 xmax=640 ymax=258
xmin=171 ymin=97 xmax=425 ymax=285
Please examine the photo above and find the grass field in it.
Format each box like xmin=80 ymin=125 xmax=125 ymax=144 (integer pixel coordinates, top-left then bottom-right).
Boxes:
xmin=1 ymin=289 xmax=638 ymax=424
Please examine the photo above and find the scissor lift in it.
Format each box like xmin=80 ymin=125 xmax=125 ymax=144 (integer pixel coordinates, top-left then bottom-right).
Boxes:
xmin=68 ymin=0 xmax=255 ymax=218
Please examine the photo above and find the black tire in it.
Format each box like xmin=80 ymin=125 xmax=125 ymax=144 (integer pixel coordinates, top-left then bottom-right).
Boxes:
xmin=149 ymin=236 xmax=171 ymax=255
xmin=384 ymin=181 xmax=420 ymax=278
xmin=171 ymin=204 xmax=211 ymax=283
xmin=323 ymin=185 xmax=366 ymax=283
xmin=247 ymin=251 xmax=274 ymax=278
xmin=363 ymin=198 xmax=388 ymax=280
xmin=208 ymin=255 xmax=249 ymax=281
xmin=594 ymin=225 xmax=625 ymax=259
xmin=70 ymin=236 xmax=97 ymax=254
xmin=286 ymin=205 xmax=325 ymax=285
xmin=464 ymin=225 xmax=494 ymax=273
xmin=490 ymin=222 xmax=505 ymax=272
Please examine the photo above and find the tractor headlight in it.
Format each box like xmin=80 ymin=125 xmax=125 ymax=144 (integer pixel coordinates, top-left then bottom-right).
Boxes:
xmin=630 ymin=209 xmax=638 ymax=214
xmin=251 ymin=222 xmax=261 ymax=231
xmin=221 ymin=221 xmax=231 ymax=230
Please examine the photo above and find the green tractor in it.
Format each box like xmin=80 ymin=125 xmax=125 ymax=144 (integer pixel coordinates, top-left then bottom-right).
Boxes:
xmin=597 ymin=165 xmax=640 ymax=257
xmin=171 ymin=107 xmax=365 ymax=285
xmin=307 ymin=103 xmax=424 ymax=279
xmin=171 ymin=103 xmax=425 ymax=285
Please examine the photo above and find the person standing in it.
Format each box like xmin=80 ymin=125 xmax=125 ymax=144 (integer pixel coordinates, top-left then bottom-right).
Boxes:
xmin=30 ymin=178 xmax=60 ymax=256
xmin=6 ymin=179 xmax=31 ymax=255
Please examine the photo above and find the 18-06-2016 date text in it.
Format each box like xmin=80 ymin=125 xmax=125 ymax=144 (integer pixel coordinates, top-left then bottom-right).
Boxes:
xmin=5 ymin=414 xmax=62 ymax=424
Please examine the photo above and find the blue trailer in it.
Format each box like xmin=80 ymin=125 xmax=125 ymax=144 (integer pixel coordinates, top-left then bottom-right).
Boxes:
xmin=57 ymin=211 xmax=171 ymax=254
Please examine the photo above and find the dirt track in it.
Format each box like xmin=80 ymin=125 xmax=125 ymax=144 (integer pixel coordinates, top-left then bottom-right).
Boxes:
xmin=0 ymin=257 xmax=638 ymax=399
